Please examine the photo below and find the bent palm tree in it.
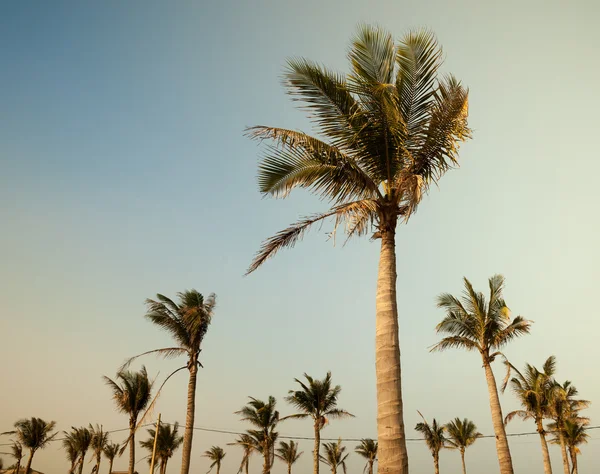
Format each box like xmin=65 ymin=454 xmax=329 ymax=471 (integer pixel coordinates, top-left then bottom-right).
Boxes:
xmin=2 ymin=418 xmax=57 ymax=474
xmin=414 ymin=413 xmax=445 ymax=474
xmin=285 ymin=372 xmax=353 ymax=474
xmin=122 ymin=290 xmax=215 ymax=474
xmin=103 ymin=443 xmax=120 ymax=474
xmin=355 ymin=439 xmax=377 ymax=474
xmin=550 ymin=421 xmax=588 ymax=474
xmin=89 ymin=425 xmax=109 ymax=474
xmin=503 ymin=357 xmax=556 ymax=474
xmin=228 ymin=434 xmax=256 ymax=474
xmin=432 ymin=275 xmax=531 ymax=474
xmin=444 ymin=418 xmax=481 ymax=474
xmin=319 ymin=439 xmax=348 ymax=474
xmin=9 ymin=442 xmax=23 ymax=474
xmin=236 ymin=397 xmax=280 ymax=474
xmin=245 ymin=25 xmax=471 ymax=474
xmin=276 ymin=441 xmax=303 ymax=474
xmin=103 ymin=366 xmax=153 ymax=474
xmin=62 ymin=431 xmax=79 ymax=474
xmin=140 ymin=422 xmax=184 ymax=474
xmin=70 ymin=427 xmax=92 ymax=474
xmin=203 ymin=446 xmax=226 ymax=474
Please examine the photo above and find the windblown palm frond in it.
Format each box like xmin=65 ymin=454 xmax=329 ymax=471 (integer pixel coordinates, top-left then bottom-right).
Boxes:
xmin=319 ymin=438 xmax=349 ymax=474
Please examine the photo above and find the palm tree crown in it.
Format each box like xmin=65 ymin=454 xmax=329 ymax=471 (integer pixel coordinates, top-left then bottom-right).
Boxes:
xmin=445 ymin=418 xmax=481 ymax=450
xmin=4 ymin=418 xmax=57 ymax=474
xmin=89 ymin=424 xmax=109 ymax=474
xmin=319 ymin=439 xmax=349 ymax=474
xmin=203 ymin=446 xmax=226 ymax=474
xmin=415 ymin=414 xmax=446 ymax=456
xmin=228 ymin=434 xmax=256 ymax=474
xmin=276 ymin=440 xmax=303 ymax=474
xmin=140 ymin=422 xmax=184 ymax=474
xmin=103 ymin=442 xmax=120 ymax=474
xmin=355 ymin=439 xmax=377 ymax=474
xmin=9 ymin=441 xmax=24 ymax=474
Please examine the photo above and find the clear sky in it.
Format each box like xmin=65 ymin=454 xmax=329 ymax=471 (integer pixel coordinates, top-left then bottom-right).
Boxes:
xmin=1 ymin=1 xmax=599 ymax=473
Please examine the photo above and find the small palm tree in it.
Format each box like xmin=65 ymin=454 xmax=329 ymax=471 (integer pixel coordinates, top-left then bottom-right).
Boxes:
xmin=228 ymin=434 xmax=256 ymax=474
xmin=503 ymin=357 xmax=556 ymax=474
xmin=69 ymin=426 xmax=92 ymax=474
xmin=2 ymin=418 xmax=57 ymax=474
xmin=236 ymin=397 xmax=280 ymax=474
xmin=8 ymin=441 xmax=23 ymax=474
xmin=444 ymin=418 xmax=481 ymax=474
xmin=140 ymin=422 xmax=184 ymax=474
xmin=432 ymin=275 xmax=531 ymax=474
xmin=203 ymin=446 xmax=226 ymax=474
xmin=550 ymin=420 xmax=588 ymax=474
xmin=246 ymin=25 xmax=471 ymax=474
xmin=103 ymin=366 xmax=154 ymax=474
xmin=415 ymin=413 xmax=445 ymax=474
xmin=103 ymin=443 xmax=120 ymax=474
xmin=354 ymin=439 xmax=377 ymax=474
xmin=122 ymin=290 xmax=215 ymax=474
xmin=285 ymin=372 xmax=353 ymax=474
xmin=275 ymin=441 xmax=303 ymax=474
xmin=319 ymin=439 xmax=348 ymax=474
xmin=89 ymin=425 xmax=109 ymax=474
xmin=62 ymin=433 xmax=79 ymax=474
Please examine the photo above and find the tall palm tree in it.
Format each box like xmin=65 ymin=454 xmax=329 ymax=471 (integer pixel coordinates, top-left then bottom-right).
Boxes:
xmin=319 ymin=439 xmax=348 ymax=474
xmin=432 ymin=275 xmax=531 ymax=474
xmin=275 ymin=441 xmax=303 ymax=474
xmin=103 ymin=366 xmax=154 ymax=474
xmin=550 ymin=421 xmax=588 ymax=474
xmin=203 ymin=447 xmax=226 ymax=474
xmin=245 ymin=25 xmax=471 ymax=474
xmin=228 ymin=434 xmax=256 ymax=474
xmin=89 ymin=425 xmax=109 ymax=474
xmin=2 ymin=418 xmax=57 ymax=474
xmin=8 ymin=441 xmax=23 ymax=474
xmin=103 ymin=443 xmax=120 ymax=474
xmin=414 ymin=413 xmax=445 ymax=474
xmin=444 ymin=418 xmax=481 ymax=474
xmin=503 ymin=357 xmax=556 ymax=474
xmin=122 ymin=290 xmax=215 ymax=474
xmin=354 ymin=439 xmax=377 ymax=474
xmin=236 ymin=397 xmax=280 ymax=474
xmin=140 ymin=422 xmax=184 ymax=474
xmin=285 ymin=372 xmax=353 ymax=474
xmin=547 ymin=381 xmax=590 ymax=474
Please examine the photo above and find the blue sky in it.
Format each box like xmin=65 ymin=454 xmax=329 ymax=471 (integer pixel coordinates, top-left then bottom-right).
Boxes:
xmin=1 ymin=1 xmax=599 ymax=473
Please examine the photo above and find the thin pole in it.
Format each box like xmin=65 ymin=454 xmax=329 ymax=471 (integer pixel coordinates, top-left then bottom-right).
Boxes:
xmin=149 ymin=414 xmax=161 ymax=474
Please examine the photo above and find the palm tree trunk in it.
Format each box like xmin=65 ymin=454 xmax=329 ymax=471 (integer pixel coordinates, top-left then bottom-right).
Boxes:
xmin=460 ymin=448 xmax=466 ymax=474
xmin=161 ymin=459 xmax=167 ymax=474
xmin=433 ymin=452 xmax=440 ymax=474
xmin=313 ymin=420 xmax=320 ymax=474
xmin=129 ymin=418 xmax=136 ymax=474
xmin=375 ymin=225 xmax=408 ymax=474
xmin=94 ymin=453 xmax=102 ymax=474
xmin=368 ymin=459 xmax=374 ymax=474
xmin=287 ymin=463 xmax=292 ymax=474
xmin=482 ymin=360 xmax=514 ymax=474
xmin=15 ymin=459 xmax=22 ymax=474
xmin=216 ymin=461 xmax=220 ymax=474
xmin=557 ymin=430 xmax=570 ymax=474
xmin=262 ymin=438 xmax=270 ymax=474
xmin=78 ymin=453 xmax=86 ymax=474
xmin=108 ymin=459 xmax=114 ymax=474
xmin=245 ymin=456 xmax=249 ymax=474
xmin=24 ymin=450 xmax=34 ymax=474
xmin=536 ymin=419 xmax=553 ymax=474
xmin=180 ymin=363 xmax=198 ymax=474
xmin=568 ymin=448 xmax=577 ymax=474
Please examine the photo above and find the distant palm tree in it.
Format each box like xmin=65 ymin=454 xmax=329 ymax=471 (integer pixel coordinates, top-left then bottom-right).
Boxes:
xmin=228 ymin=434 xmax=256 ymax=474
xmin=285 ymin=372 xmax=353 ymax=474
xmin=432 ymin=275 xmax=531 ymax=474
xmin=550 ymin=420 xmax=588 ymax=474
xmin=2 ymin=418 xmax=57 ymax=474
xmin=275 ymin=441 xmax=303 ymax=474
xmin=236 ymin=397 xmax=280 ymax=474
xmin=503 ymin=357 xmax=556 ymax=474
xmin=245 ymin=25 xmax=471 ymax=474
xmin=103 ymin=366 xmax=154 ymax=474
xmin=444 ymin=418 xmax=481 ymax=474
xmin=62 ymin=433 xmax=80 ymax=474
xmin=122 ymin=290 xmax=215 ymax=474
xmin=415 ymin=413 xmax=445 ymax=474
xmin=140 ymin=422 xmax=184 ymax=474
xmin=69 ymin=426 xmax=92 ymax=474
xmin=89 ymin=425 xmax=109 ymax=474
xmin=319 ymin=439 xmax=348 ymax=474
xmin=103 ymin=443 xmax=120 ymax=474
xmin=203 ymin=446 xmax=226 ymax=474
xmin=354 ymin=439 xmax=377 ymax=474
xmin=8 ymin=441 xmax=23 ymax=474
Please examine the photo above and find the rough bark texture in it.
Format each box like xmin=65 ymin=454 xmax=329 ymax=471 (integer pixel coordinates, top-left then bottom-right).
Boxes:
xmin=262 ymin=437 xmax=270 ymax=474
xmin=375 ymin=226 xmax=408 ymax=474
xmin=313 ymin=421 xmax=320 ymax=474
xmin=180 ymin=363 xmax=198 ymax=474
xmin=557 ymin=431 xmax=570 ymax=474
xmin=460 ymin=448 xmax=466 ymax=474
xmin=128 ymin=419 xmax=136 ymax=474
xmin=24 ymin=450 xmax=34 ymax=474
xmin=536 ymin=419 xmax=553 ymax=474
xmin=482 ymin=360 xmax=514 ymax=474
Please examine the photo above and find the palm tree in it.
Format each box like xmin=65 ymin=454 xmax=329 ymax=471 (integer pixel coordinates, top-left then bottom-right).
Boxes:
xmin=122 ymin=291 xmax=215 ymax=474
xmin=228 ymin=434 xmax=256 ymax=474
xmin=8 ymin=442 xmax=23 ymax=474
xmin=284 ymin=372 xmax=353 ymax=474
xmin=69 ymin=427 xmax=92 ymax=474
xmin=275 ymin=441 xmax=303 ymax=474
xmin=245 ymin=25 xmax=471 ymax=474
xmin=103 ymin=366 xmax=154 ymax=474
xmin=203 ymin=446 xmax=226 ymax=474
xmin=236 ymin=397 xmax=280 ymax=474
xmin=319 ymin=439 xmax=348 ymax=474
xmin=551 ymin=421 xmax=589 ymax=474
xmin=354 ymin=439 xmax=377 ymax=474
xmin=547 ymin=381 xmax=590 ymax=474
xmin=432 ymin=275 xmax=531 ymax=474
xmin=140 ymin=422 xmax=184 ymax=474
xmin=62 ymin=433 xmax=80 ymax=474
xmin=414 ymin=413 xmax=445 ymax=474
xmin=2 ymin=418 xmax=57 ymax=474
xmin=444 ymin=418 xmax=481 ymax=474
xmin=89 ymin=425 xmax=109 ymax=474
xmin=503 ymin=357 xmax=556 ymax=474
xmin=103 ymin=443 xmax=120 ymax=474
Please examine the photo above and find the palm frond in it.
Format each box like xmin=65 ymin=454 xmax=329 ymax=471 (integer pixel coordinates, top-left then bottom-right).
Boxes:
xmin=120 ymin=348 xmax=188 ymax=372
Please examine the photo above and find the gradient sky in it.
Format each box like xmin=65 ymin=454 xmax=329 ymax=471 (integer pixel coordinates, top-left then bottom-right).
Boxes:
xmin=2 ymin=1 xmax=599 ymax=473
